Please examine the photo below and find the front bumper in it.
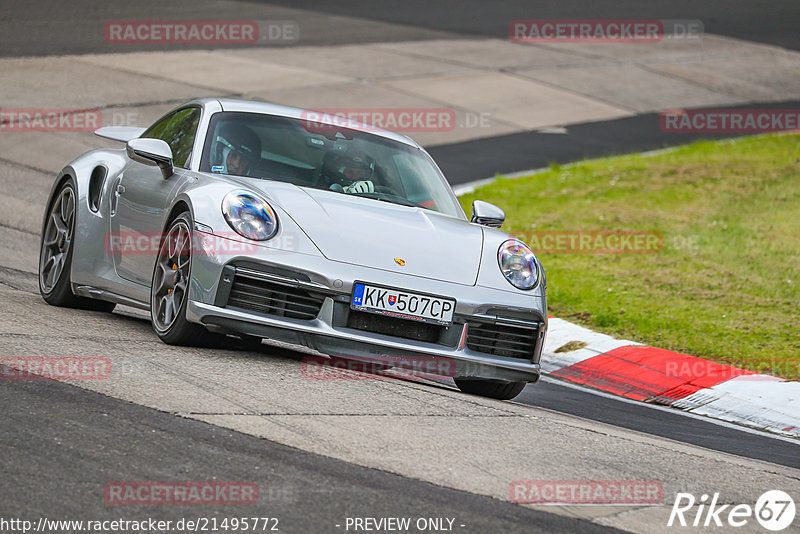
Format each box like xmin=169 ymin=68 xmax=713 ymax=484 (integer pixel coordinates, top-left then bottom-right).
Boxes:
xmin=188 ymin=245 xmax=546 ymax=382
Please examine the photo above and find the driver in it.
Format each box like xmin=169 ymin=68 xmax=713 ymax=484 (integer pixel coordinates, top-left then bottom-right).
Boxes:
xmin=212 ymin=123 xmax=261 ymax=177
xmin=320 ymin=148 xmax=376 ymax=194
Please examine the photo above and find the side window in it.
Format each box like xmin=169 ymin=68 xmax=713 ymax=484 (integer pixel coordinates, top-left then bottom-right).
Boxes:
xmin=142 ymin=108 xmax=201 ymax=168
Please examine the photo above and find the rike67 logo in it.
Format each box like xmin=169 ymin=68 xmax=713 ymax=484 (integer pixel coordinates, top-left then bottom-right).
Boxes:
xmin=668 ymin=490 xmax=795 ymax=531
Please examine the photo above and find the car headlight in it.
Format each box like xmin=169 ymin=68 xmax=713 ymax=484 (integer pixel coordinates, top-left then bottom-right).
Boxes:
xmin=222 ymin=191 xmax=278 ymax=241
xmin=498 ymin=239 xmax=539 ymax=290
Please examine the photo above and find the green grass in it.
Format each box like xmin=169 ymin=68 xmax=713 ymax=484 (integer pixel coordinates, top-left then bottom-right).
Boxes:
xmin=459 ymin=134 xmax=800 ymax=379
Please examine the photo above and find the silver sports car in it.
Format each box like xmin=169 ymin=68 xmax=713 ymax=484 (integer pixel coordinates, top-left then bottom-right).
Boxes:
xmin=39 ymin=98 xmax=547 ymax=400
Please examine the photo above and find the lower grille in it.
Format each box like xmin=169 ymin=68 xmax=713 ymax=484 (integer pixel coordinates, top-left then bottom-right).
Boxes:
xmin=466 ymin=320 xmax=541 ymax=360
xmin=226 ymin=272 xmax=325 ymax=320
xmin=347 ymin=310 xmax=442 ymax=343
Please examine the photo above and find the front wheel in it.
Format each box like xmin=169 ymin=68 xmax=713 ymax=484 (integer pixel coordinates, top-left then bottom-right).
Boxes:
xmin=39 ymin=178 xmax=115 ymax=312
xmin=454 ymin=378 xmax=527 ymax=400
xmin=150 ymin=211 xmax=211 ymax=346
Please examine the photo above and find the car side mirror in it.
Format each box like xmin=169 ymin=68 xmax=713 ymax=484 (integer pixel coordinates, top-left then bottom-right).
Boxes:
xmin=471 ymin=200 xmax=505 ymax=228
xmin=126 ymin=138 xmax=174 ymax=179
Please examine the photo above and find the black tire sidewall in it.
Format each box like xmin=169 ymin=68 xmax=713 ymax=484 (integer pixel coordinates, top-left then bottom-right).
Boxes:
xmin=150 ymin=211 xmax=204 ymax=344
xmin=39 ymin=179 xmax=78 ymax=305
xmin=454 ymin=378 xmax=527 ymax=400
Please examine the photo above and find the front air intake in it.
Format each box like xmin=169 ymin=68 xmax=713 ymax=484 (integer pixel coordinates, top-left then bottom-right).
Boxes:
xmin=225 ymin=270 xmax=325 ymax=320
xmin=466 ymin=320 xmax=542 ymax=360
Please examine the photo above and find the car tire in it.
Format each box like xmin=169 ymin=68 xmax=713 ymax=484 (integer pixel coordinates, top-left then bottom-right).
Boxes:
xmin=39 ymin=178 xmax=116 ymax=312
xmin=454 ymin=378 xmax=527 ymax=400
xmin=150 ymin=211 xmax=213 ymax=346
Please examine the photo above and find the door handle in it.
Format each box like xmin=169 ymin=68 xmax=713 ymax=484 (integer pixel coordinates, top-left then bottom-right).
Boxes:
xmin=110 ymin=177 xmax=123 ymax=216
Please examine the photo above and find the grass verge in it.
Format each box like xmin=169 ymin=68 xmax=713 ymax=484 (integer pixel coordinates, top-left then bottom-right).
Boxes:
xmin=459 ymin=133 xmax=800 ymax=379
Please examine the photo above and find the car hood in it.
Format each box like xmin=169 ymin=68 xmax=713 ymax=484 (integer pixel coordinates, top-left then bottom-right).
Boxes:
xmin=245 ymin=180 xmax=483 ymax=286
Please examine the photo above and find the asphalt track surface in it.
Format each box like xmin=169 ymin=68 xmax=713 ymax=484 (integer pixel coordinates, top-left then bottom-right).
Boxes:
xmin=1 ymin=341 xmax=796 ymax=530
xmin=260 ymin=0 xmax=800 ymax=52
xmin=516 ymin=379 xmax=800 ymax=470
xmin=2 ymin=1 xmax=800 ymax=532
xmin=429 ymin=103 xmax=800 ymax=184
xmin=3 ymin=0 xmax=799 ymax=56
xmin=1 ymin=377 xmax=621 ymax=534
xmin=2 ymin=0 xmax=796 ymax=183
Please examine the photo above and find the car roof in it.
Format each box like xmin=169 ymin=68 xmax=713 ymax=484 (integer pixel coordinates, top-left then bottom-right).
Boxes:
xmin=187 ymin=97 xmax=421 ymax=149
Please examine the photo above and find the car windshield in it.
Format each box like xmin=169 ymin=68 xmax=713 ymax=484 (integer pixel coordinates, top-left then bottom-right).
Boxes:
xmin=200 ymin=111 xmax=462 ymax=217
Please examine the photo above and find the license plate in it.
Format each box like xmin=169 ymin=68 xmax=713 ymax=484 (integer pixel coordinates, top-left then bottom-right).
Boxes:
xmin=351 ymin=282 xmax=455 ymax=326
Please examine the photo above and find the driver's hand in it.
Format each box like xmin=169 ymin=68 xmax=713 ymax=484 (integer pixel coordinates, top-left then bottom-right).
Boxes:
xmin=344 ymin=180 xmax=375 ymax=194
